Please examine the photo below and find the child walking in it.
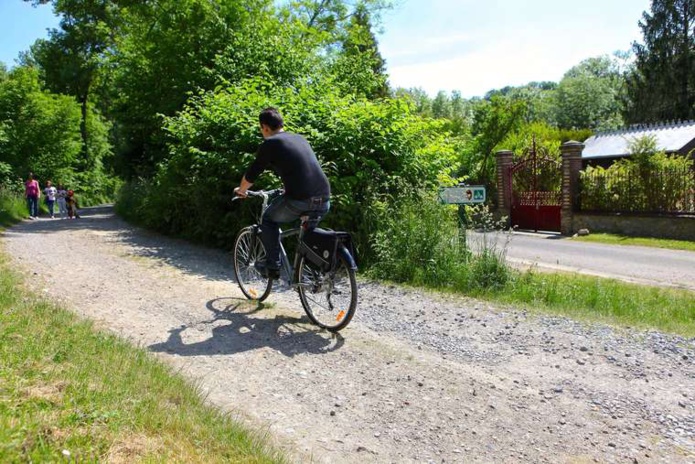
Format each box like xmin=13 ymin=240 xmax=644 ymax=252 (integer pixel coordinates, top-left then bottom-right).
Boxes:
xmin=56 ymin=184 xmax=68 ymax=219
xmin=44 ymin=180 xmax=57 ymax=219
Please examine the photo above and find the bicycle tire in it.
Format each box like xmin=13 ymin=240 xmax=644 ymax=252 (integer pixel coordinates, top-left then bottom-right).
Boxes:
xmin=233 ymin=226 xmax=273 ymax=302
xmin=297 ymin=250 xmax=357 ymax=332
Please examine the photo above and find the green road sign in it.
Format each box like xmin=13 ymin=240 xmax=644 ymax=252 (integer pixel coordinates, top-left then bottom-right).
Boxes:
xmin=438 ymin=186 xmax=486 ymax=204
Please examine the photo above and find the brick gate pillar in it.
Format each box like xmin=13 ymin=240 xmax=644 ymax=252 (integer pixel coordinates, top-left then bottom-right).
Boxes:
xmin=560 ymin=141 xmax=584 ymax=236
xmin=495 ymin=150 xmax=514 ymax=228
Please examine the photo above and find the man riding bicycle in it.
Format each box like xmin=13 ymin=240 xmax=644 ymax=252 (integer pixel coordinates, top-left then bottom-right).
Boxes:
xmin=234 ymin=107 xmax=331 ymax=279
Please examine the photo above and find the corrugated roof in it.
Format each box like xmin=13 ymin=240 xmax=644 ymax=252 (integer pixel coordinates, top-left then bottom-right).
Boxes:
xmin=582 ymin=120 xmax=695 ymax=159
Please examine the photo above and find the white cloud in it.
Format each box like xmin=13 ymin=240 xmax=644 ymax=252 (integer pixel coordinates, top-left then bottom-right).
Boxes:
xmin=382 ymin=33 xmax=476 ymax=60
xmin=380 ymin=0 xmax=648 ymax=98
xmin=386 ymin=32 xmax=628 ymax=98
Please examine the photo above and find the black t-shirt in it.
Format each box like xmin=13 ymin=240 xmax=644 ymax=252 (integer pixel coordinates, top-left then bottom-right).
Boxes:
xmin=245 ymin=132 xmax=331 ymax=200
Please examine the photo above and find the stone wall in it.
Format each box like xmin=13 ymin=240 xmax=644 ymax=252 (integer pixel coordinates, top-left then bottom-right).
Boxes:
xmin=571 ymin=213 xmax=695 ymax=241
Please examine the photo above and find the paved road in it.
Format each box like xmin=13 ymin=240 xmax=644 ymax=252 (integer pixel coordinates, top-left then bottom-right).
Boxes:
xmin=469 ymin=231 xmax=695 ymax=291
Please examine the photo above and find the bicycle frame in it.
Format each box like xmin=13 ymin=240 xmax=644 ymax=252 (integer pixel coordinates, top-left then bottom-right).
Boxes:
xmin=237 ymin=189 xmax=312 ymax=287
xmin=278 ymin=227 xmax=302 ymax=286
xmin=233 ymin=188 xmax=358 ymax=331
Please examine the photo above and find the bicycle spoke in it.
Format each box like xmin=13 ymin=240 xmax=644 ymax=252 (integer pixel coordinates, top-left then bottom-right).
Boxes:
xmin=234 ymin=227 xmax=273 ymax=301
xmin=298 ymin=254 xmax=357 ymax=331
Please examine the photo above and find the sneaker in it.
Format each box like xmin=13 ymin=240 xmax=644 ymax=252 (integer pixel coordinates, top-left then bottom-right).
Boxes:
xmin=254 ymin=261 xmax=280 ymax=279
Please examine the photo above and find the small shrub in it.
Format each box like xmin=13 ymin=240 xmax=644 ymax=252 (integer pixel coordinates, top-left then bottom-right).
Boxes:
xmin=468 ymin=247 xmax=510 ymax=291
xmin=370 ymin=192 xmax=467 ymax=284
xmin=370 ymin=192 xmax=512 ymax=291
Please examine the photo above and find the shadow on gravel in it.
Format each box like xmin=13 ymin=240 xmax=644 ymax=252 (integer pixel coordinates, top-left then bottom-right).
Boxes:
xmin=3 ymin=205 xmax=235 ymax=284
xmin=148 ymin=297 xmax=344 ymax=358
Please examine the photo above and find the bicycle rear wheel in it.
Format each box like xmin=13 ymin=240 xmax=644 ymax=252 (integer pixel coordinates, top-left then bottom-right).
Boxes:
xmin=297 ymin=251 xmax=357 ymax=332
xmin=233 ymin=226 xmax=273 ymax=301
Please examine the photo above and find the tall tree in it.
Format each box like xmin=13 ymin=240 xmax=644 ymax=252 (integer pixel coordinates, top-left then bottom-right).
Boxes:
xmin=0 ymin=66 xmax=82 ymax=180
xmin=330 ymin=3 xmax=389 ymax=99
xmin=431 ymin=90 xmax=451 ymax=119
xmin=554 ymin=55 xmax=625 ymax=130
xmin=464 ymin=95 xmax=527 ymax=183
xmin=625 ymin=0 xmax=695 ymax=123
xmin=23 ymin=0 xmax=116 ymax=168
xmin=394 ymin=87 xmax=433 ymax=117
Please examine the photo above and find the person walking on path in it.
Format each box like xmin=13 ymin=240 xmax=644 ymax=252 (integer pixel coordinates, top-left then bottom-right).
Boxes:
xmin=24 ymin=173 xmax=40 ymax=219
xmin=44 ymin=180 xmax=57 ymax=219
xmin=234 ymin=107 xmax=331 ymax=278
xmin=56 ymin=184 xmax=68 ymax=219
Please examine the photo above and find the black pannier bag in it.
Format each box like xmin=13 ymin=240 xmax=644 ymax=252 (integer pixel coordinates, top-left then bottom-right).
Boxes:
xmin=299 ymin=228 xmax=355 ymax=272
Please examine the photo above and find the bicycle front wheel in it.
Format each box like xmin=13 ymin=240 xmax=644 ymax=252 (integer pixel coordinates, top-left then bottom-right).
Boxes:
xmin=297 ymin=251 xmax=357 ymax=332
xmin=233 ymin=226 xmax=273 ymax=302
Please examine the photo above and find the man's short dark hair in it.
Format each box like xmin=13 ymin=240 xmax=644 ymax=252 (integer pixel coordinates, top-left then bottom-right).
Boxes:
xmin=259 ymin=107 xmax=284 ymax=130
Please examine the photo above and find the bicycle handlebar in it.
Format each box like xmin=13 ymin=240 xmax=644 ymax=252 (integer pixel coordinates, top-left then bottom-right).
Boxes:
xmin=231 ymin=189 xmax=283 ymax=202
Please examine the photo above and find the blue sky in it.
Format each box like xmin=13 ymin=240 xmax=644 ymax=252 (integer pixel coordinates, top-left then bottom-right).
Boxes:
xmin=1 ymin=0 xmax=652 ymax=98
xmin=0 ymin=1 xmax=59 ymax=67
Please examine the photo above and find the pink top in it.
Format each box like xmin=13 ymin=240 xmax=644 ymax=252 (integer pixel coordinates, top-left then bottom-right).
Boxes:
xmin=25 ymin=179 xmax=40 ymax=197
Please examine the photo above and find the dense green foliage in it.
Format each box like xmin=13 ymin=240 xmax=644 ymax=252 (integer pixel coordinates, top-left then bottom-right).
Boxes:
xmin=370 ymin=194 xmax=510 ymax=291
xmin=0 ymin=66 xmax=116 ymax=204
xmin=396 ymin=55 xmax=625 ymax=188
xmin=554 ymin=56 xmax=626 ymax=131
xmin=117 ymin=78 xmax=459 ymax=258
xmin=2 ymin=0 xmax=691 ymax=289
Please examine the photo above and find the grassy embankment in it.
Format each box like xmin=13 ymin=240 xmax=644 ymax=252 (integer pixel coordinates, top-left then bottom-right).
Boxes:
xmin=451 ymin=234 xmax=694 ymax=337
xmin=372 ymin=200 xmax=695 ymax=338
xmin=479 ymin=270 xmax=695 ymax=337
xmin=509 ymin=234 xmax=695 ymax=336
xmin=1 ymin=190 xmax=285 ymax=462
xmin=0 ymin=190 xmax=27 ymax=228
xmin=0 ymin=251 xmax=285 ymax=463
xmin=572 ymin=232 xmax=695 ymax=252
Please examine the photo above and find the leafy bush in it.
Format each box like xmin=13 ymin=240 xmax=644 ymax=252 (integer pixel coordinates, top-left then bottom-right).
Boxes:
xmin=580 ymin=135 xmax=695 ymax=212
xmin=0 ymin=162 xmax=22 ymax=193
xmin=0 ymin=66 xmax=118 ymax=205
xmin=370 ymin=192 xmax=468 ymax=284
xmin=120 ymin=77 xmax=460 ymax=257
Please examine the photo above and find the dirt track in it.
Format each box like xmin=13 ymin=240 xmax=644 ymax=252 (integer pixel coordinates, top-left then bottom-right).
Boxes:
xmin=3 ymin=206 xmax=694 ymax=463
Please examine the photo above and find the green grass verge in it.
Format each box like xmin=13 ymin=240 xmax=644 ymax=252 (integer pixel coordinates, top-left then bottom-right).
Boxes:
xmin=466 ymin=269 xmax=695 ymax=337
xmin=572 ymin=232 xmax=695 ymax=252
xmin=0 ymin=191 xmax=27 ymax=229
xmin=0 ymin=252 xmax=285 ymax=463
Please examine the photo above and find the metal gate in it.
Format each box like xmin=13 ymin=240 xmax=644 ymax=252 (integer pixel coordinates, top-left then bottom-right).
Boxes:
xmin=510 ymin=141 xmax=562 ymax=232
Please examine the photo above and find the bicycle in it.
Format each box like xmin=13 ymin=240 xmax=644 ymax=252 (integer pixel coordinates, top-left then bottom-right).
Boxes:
xmin=232 ymin=189 xmax=358 ymax=332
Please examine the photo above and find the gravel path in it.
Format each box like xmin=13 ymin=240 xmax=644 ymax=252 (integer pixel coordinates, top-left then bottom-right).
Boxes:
xmin=3 ymin=206 xmax=694 ymax=463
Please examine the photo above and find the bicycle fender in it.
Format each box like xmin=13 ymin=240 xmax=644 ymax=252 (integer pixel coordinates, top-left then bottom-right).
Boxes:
xmin=338 ymin=244 xmax=357 ymax=270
